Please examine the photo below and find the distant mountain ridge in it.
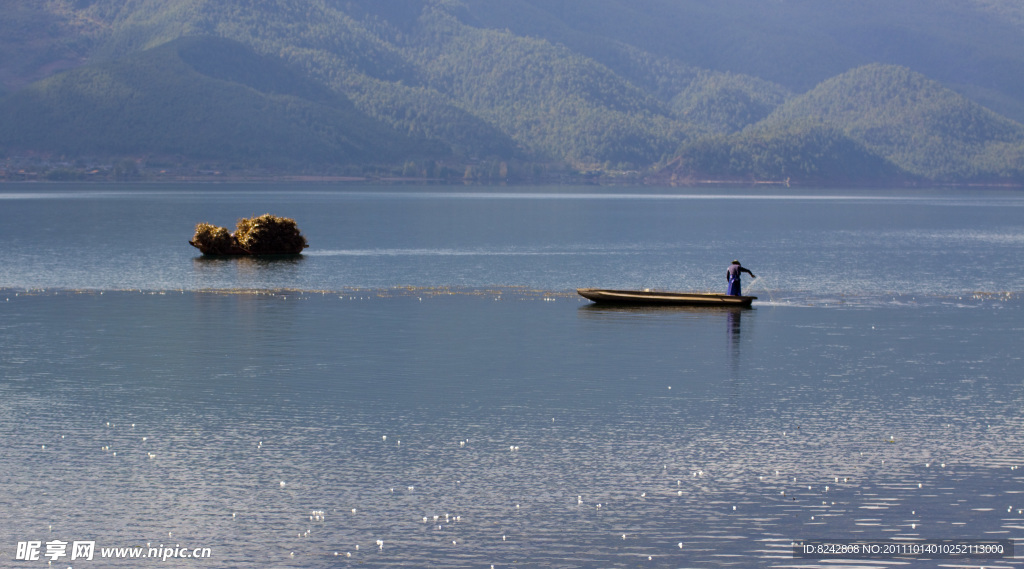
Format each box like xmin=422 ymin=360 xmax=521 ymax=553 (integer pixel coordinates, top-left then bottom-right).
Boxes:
xmin=1 ymin=0 xmax=1023 ymax=183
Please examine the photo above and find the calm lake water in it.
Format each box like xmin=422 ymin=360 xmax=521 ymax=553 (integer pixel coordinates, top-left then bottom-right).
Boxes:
xmin=1 ymin=184 xmax=1022 ymax=568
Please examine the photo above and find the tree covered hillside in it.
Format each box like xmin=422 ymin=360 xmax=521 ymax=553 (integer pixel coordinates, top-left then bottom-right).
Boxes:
xmin=2 ymin=0 xmax=1024 ymax=184
xmin=666 ymin=126 xmax=906 ymax=185
xmin=665 ymin=65 xmax=1024 ymax=183
xmin=0 ymin=36 xmax=445 ymax=168
xmin=461 ymin=0 xmax=1024 ymax=124
xmin=757 ymin=65 xmax=1024 ymax=181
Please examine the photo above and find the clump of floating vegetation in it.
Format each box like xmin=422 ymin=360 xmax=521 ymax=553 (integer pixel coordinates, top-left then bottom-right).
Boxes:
xmin=234 ymin=214 xmax=308 ymax=254
xmin=190 ymin=214 xmax=308 ymax=255
xmin=191 ymin=223 xmax=236 ymax=255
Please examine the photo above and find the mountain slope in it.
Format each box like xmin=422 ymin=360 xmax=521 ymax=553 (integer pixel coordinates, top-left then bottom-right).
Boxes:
xmin=459 ymin=0 xmax=1024 ymax=124
xmin=410 ymin=8 xmax=691 ymax=165
xmin=0 ymin=2 xmax=100 ymax=97
xmin=83 ymin=0 xmax=526 ymax=161
xmin=0 ymin=36 xmax=446 ymax=166
xmin=757 ymin=64 xmax=1024 ymax=180
xmin=665 ymin=125 xmax=905 ymax=185
xmin=3 ymin=1 xmax=1024 ymax=183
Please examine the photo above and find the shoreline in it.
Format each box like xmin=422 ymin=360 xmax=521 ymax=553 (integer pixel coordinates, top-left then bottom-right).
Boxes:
xmin=2 ymin=176 xmax=1022 ymax=189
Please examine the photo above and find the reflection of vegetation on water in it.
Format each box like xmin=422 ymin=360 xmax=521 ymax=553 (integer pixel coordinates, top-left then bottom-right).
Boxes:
xmin=192 ymin=255 xmax=305 ymax=268
xmin=191 ymin=253 xmax=306 ymax=287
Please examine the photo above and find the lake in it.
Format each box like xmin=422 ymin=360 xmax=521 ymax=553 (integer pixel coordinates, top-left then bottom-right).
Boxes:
xmin=1 ymin=184 xmax=1022 ymax=568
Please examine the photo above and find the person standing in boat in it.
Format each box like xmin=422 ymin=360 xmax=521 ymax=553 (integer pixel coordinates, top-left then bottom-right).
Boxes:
xmin=726 ymin=260 xmax=756 ymax=296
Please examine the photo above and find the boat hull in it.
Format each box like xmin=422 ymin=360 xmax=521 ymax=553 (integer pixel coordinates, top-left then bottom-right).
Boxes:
xmin=577 ymin=288 xmax=756 ymax=307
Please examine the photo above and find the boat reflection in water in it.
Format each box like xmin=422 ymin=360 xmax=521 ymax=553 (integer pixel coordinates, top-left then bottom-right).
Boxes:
xmin=577 ymin=291 xmax=752 ymax=393
xmin=727 ymin=307 xmax=743 ymax=380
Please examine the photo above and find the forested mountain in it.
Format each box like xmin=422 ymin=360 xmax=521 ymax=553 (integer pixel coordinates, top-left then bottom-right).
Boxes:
xmin=666 ymin=64 xmax=1024 ymax=183
xmin=2 ymin=0 xmax=1023 ymax=184
xmin=0 ymin=36 xmax=445 ymax=169
xmin=756 ymin=65 xmax=1024 ymax=181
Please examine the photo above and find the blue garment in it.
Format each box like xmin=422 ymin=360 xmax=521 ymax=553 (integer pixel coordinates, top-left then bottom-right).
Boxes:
xmin=726 ymin=262 xmax=754 ymax=296
xmin=727 ymin=277 xmax=741 ymax=296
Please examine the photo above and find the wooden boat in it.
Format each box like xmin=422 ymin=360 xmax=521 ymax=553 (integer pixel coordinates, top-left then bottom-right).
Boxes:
xmin=577 ymin=288 xmax=756 ymax=307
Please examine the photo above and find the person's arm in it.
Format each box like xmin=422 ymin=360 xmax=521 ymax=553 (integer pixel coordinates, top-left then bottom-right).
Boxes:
xmin=743 ymin=267 xmax=756 ymax=278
